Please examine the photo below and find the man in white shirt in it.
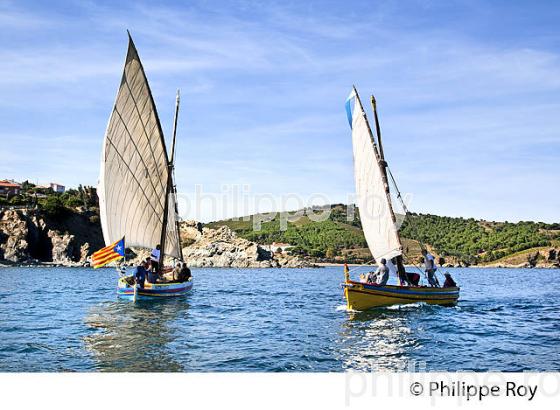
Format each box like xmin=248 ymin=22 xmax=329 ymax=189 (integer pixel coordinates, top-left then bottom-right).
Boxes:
xmin=375 ymin=258 xmax=390 ymax=286
xmin=150 ymin=244 xmax=161 ymax=274
xmin=366 ymin=258 xmax=389 ymax=286
xmin=422 ymin=249 xmax=439 ymax=287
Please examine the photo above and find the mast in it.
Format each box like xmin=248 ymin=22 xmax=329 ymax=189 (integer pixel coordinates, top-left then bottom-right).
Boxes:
xmin=369 ymin=92 xmax=408 ymax=276
xmin=353 ymin=87 xmax=400 ymax=232
xmin=352 ymin=87 xmax=408 ymax=280
xmin=170 ymin=90 xmax=180 ymax=164
xmin=158 ymin=90 xmax=182 ymax=269
xmin=370 ymin=95 xmax=385 ymax=162
xmin=171 ymin=91 xmax=184 ymax=261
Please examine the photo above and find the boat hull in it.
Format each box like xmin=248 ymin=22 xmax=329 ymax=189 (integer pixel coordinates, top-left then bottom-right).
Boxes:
xmin=343 ymin=280 xmax=459 ymax=311
xmin=117 ymin=276 xmax=193 ymax=300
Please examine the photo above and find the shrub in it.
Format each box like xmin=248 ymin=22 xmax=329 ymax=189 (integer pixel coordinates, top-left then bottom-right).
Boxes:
xmin=40 ymin=196 xmax=66 ymax=219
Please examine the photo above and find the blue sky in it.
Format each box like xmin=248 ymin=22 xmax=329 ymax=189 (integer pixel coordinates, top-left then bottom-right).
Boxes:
xmin=0 ymin=0 xmax=559 ymax=222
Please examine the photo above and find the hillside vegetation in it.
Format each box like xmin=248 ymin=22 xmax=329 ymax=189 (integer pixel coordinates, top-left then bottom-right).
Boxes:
xmin=208 ymin=204 xmax=560 ymax=265
xmin=0 ymin=181 xmax=99 ymax=222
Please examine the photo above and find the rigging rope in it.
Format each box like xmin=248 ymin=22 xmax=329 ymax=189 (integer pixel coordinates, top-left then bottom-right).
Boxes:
xmin=386 ymin=164 xmax=449 ymax=286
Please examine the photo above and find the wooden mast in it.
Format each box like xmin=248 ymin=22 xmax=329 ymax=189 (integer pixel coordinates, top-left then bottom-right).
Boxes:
xmin=370 ymin=93 xmax=408 ymax=280
xmin=353 ymin=87 xmax=399 ymax=228
xmin=370 ymin=95 xmax=385 ymax=161
xmin=170 ymin=90 xmax=180 ymax=164
xmin=170 ymin=90 xmax=184 ymax=261
xmin=354 ymin=88 xmax=407 ymax=279
xmin=158 ymin=90 xmax=182 ymax=271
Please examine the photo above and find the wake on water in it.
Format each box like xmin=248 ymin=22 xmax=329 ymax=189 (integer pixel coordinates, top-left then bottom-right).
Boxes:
xmin=335 ymin=302 xmax=434 ymax=314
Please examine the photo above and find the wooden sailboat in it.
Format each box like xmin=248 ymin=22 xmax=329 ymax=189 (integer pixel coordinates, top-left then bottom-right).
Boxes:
xmin=97 ymin=33 xmax=193 ymax=299
xmin=342 ymin=87 xmax=459 ymax=310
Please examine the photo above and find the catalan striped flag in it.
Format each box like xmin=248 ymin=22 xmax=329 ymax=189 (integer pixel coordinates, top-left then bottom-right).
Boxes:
xmin=92 ymin=237 xmax=125 ymax=268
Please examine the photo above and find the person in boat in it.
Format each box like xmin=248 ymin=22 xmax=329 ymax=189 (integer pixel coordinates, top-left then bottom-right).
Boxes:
xmin=392 ymin=257 xmax=411 ymax=286
xmin=422 ymin=249 xmax=439 ymax=287
xmin=133 ymin=258 xmax=150 ymax=288
xmin=367 ymin=258 xmax=389 ymax=286
xmin=150 ymin=244 xmax=161 ymax=273
xmin=177 ymin=263 xmax=192 ymax=282
xmin=171 ymin=262 xmax=181 ymax=282
xmin=406 ymin=271 xmax=421 ymax=286
xmin=443 ymin=272 xmax=457 ymax=288
xmin=146 ymin=257 xmax=159 ymax=284
xmin=365 ymin=270 xmax=376 ymax=283
xmin=168 ymin=262 xmax=192 ymax=282
xmin=387 ymin=258 xmax=398 ymax=279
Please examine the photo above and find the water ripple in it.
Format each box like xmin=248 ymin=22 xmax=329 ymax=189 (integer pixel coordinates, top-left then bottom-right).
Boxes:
xmin=0 ymin=266 xmax=559 ymax=371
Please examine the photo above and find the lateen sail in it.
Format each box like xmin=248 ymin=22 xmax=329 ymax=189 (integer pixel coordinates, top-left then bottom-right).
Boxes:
xmin=346 ymin=87 xmax=402 ymax=261
xmin=98 ymin=35 xmax=182 ymax=259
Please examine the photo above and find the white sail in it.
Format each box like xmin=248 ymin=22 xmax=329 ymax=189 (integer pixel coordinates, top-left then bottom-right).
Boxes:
xmin=98 ymin=35 xmax=182 ymax=259
xmin=346 ymin=88 xmax=402 ymax=261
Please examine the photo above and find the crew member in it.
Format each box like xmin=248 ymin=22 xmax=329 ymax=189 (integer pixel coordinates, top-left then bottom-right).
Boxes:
xmin=443 ymin=272 xmax=457 ymax=288
xmin=422 ymin=249 xmax=439 ymax=287
xmin=178 ymin=263 xmax=192 ymax=282
xmin=133 ymin=258 xmax=150 ymax=288
xmin=374 ymin=258 xmax=390 ymax=286
xmin=150 ymin=244 xmax=161 ymax=273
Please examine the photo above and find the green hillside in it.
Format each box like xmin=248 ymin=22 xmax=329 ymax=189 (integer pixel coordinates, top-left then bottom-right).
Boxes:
xmin=207 ymin=204 xmax=560 ymax=265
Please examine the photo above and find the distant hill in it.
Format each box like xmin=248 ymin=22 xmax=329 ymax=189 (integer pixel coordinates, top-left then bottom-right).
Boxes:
xmin=207 ymin=204 xmax=560 ymax=266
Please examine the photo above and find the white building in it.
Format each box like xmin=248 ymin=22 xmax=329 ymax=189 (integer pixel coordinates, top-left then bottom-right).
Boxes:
xmin=49 ymin=183 xmax=65 ymax=193
xmin=265 ymin=242 xmax=293 ymax=253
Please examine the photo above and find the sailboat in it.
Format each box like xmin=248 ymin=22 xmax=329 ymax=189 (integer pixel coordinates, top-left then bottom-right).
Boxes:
xmin=97 ymin=33 xmax=193 ymax=300
xmin=342 ymin=87 xmax=459 ymax=310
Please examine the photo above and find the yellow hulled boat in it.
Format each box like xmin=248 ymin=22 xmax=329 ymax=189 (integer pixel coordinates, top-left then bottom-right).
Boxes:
xmin=343 ymin=269 xmax=459 ymax=310
xmin=343 ymin=87 xmax=460 ymax=310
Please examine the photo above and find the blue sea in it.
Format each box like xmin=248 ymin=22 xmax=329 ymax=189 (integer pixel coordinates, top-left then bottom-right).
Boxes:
xmin=0 ymin=266 xmax=558 ymax=372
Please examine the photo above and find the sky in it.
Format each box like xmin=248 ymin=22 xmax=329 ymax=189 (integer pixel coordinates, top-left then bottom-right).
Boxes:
xmin=0 ymin=0 xmax=559 ymax=223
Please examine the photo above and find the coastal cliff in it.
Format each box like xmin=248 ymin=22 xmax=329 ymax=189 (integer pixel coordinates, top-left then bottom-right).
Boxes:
xmin=178 ymin=221 xmax=311 ymax=268
xmin=0 ymin=208 xmax=103 ymax=266
xmin=1 ymin=205 xmax=558 ymax=269
xmin=0 ymin=209 xmax=311 ymax=268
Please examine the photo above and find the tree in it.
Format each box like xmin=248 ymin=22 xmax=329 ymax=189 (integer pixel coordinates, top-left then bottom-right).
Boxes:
xmin=40 ymin=196 xmax=66 ymax=219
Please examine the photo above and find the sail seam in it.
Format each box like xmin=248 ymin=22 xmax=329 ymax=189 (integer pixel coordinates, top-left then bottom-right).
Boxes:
xmin=121 ymin=71 xmax=167 ymax=194
xmin=104 ymin=136 xmax=164 ymax=224
xmin=111 ymin=105 xmax=164 ymax=214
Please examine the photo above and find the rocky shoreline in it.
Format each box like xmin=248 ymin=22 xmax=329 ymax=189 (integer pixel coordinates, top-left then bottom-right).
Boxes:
xmin=0 ymin=209 xmax=313 ymax=269
xmin=1 ymin=208 xmax=557 ymax=270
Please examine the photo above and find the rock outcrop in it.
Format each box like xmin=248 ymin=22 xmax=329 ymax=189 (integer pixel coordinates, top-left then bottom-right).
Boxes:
xmin=0 ymin=208 xmax=103 ymax=266
xmin=481 ymin=247 xmax=560 ymax=269
xmin=0 ymin=209 xmax=32 ymax=262
xmin=178 ymin=220 xmax=312 ymax=268
xmin=0 ymin=210 xmax=312 ymax=268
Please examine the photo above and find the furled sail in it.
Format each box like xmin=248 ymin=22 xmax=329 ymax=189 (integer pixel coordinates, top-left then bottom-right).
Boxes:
xmin=98 ymin=35 xmax=182 ymax=259
xmin=345 ymin=87 xmax=402 ymax=261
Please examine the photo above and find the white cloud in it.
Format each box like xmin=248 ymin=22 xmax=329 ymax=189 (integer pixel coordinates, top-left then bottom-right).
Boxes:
xmin=0 ymin=0 xmax=558 ymax=222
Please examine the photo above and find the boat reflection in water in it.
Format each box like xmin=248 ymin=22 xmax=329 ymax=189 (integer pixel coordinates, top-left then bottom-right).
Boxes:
xmin=84 ymin=299 xmax=189 ymax=371
xmin=338 ymin=305 xmax=424 ymax=372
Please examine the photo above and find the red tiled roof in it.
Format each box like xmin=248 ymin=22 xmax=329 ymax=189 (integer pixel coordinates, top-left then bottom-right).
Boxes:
xmin=0 ymin=180 xmax=21 ymax=188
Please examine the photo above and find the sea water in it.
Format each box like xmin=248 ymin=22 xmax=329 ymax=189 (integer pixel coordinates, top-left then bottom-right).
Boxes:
xmin=0 ymin=266 xmax=558 ymax=372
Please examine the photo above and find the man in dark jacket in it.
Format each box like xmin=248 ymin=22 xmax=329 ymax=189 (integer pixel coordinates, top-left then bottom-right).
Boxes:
xmin=178 ymin=264 xmax=192 ymax=282
xmin=133 ymin=258 xmax=150 ymax=288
